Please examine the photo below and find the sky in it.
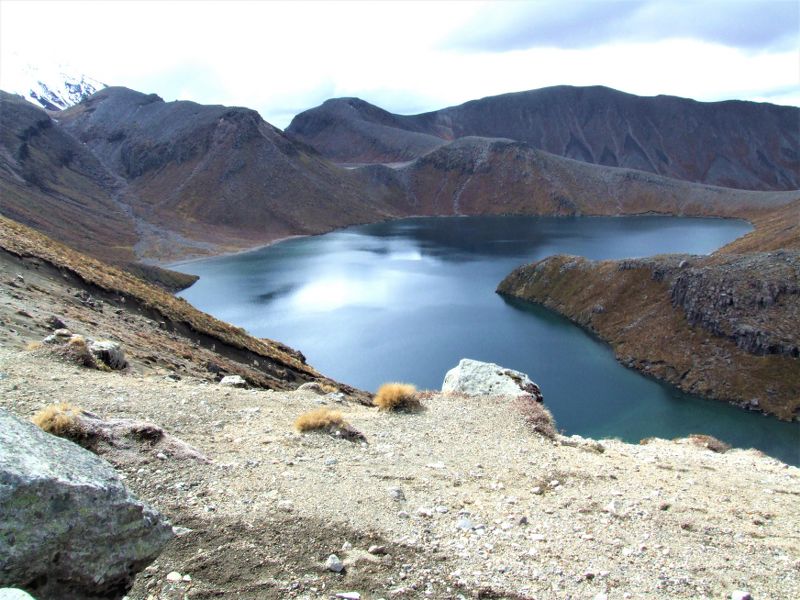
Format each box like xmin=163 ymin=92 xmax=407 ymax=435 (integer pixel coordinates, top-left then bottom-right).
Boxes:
xmin=0 ymin=0 xmax=798 ymax=129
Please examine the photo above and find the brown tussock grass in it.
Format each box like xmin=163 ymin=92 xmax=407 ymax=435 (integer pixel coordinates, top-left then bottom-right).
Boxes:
xmin=373 ymin=382 xmax=420 ymax=411
xmin=25 ymin=341 xmax=43 ymax=351
xmin=686 ymin=434 xmax=731 ymax=454
xmin=32 ymin=403 xmax=86 ymax=441
xmin=514 ymin=395 xmax=558 ymax=440
xmin=50 ymin=334 xmax=98 ymax=369
xmin=294 ymin=408 xmax=346 ymax=432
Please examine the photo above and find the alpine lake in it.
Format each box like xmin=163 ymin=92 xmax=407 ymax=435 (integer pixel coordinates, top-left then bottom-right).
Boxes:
xmin=174 ymin=216 xmax=799 ymax=465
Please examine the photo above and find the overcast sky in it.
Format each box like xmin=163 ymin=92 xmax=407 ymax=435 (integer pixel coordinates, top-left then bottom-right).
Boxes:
xmin=1 ymin=0 xmax=797 ymax=129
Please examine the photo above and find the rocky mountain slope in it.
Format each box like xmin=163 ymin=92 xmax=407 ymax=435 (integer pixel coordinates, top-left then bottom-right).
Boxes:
xmin=53 ymin=87 xmax=401 ymax=261
xmin=0 ymin=215 xmax=367 ymax=397
xmin=357 ymin=137 xmax=799 ymax=219
xmin=498 ymin=201 xmax=800 ymax=420
xmin=288 ymin=86 xmax=800 ymax=190
xmin=0 ymin=91 xmax=138 ymax=263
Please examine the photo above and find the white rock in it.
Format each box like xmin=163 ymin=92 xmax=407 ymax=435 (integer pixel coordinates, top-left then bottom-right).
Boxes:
xmin=456 ymin=517 xmax=474 ymax=530
xmin=297 ymin=382 xmax=326 ymax=395
xmin=441 ymin=358 xmax=542 ymax=400
xmin=219 ymin=375 xmax=247 ymax=388
xmin=388 ymin=487 xmax=405 ymax=501
xmin=166 ymin=571 xmax=182 ymax=582
xmin=731 ymin=592 xmax=752 ymax=600
xmin=88 ymin=340 xmax=128 ymax=370
xmin=0 ymin=590 xmax=36 ymax=600
xmin=325 ymin=554 xmax=344 ymax=572
xmin=335 ymin=593 xmax=361 ymax=600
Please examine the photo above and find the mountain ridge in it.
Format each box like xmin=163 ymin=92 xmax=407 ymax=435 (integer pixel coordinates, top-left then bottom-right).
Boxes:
xmin=287 ymin=85 xmax=800 ymax=191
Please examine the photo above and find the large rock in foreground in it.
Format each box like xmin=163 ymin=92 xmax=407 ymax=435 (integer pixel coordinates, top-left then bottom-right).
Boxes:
xmin=0 ymin=409 xmax=174 ymax=599
xmin=442 ymin=358 xmax=543 ymax=401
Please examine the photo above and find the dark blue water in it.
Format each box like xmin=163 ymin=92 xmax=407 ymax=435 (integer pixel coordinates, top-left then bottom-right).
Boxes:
xmin=174 ymin=216 xmax=799 ymax=465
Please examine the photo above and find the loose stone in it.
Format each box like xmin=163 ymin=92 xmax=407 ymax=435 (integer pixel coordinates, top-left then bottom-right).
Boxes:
xmin=326 ymin=554 xmax=344 ymax=573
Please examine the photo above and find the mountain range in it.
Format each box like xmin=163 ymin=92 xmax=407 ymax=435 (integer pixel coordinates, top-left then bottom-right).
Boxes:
xmin=287 ymin=86 xmax=800 ymax=191
xmin=2 ymin=85 xmax=796 ymax=271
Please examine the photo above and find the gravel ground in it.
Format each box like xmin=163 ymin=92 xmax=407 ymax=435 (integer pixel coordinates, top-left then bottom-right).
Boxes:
xmin=1 ymin=347 xmax=798 ymax=600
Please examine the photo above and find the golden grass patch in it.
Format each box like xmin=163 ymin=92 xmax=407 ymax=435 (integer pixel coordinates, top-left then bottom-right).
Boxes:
xmin=294 ymin=408 xmax=346 ymax=432
xmin=32 ymin=403 xmax=86 ymax=440
xmin=373 ymin=382 xmax=420 ymax=411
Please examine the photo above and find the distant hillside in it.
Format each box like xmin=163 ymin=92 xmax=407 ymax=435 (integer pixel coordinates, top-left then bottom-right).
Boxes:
xmin=356 ymin=137 xmax=799 ymax=219
xmin=288 ymin=86 xmax=800 ymax=191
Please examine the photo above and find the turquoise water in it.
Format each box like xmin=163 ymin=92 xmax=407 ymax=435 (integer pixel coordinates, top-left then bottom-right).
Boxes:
xmin=175 ymin=216 xmax=799 ymax=465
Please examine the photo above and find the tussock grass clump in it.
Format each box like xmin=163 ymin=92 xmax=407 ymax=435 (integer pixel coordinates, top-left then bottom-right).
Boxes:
xmin=32 ymin=403 xmax=87 ymax=441
xmin=687 ymin=434 xmax=731 ymax=454
xmin=294 ymin=408 xmax=366 ymax=442
xmin=373 ymin=383 xmax=420 ymax=411
xmin=50 ymin=334 xmax=99 ymax=369
xmin=514 ymin=396 xmax=558 ymax=440
xmin=294 ymin=408 xmax=346 ymax=432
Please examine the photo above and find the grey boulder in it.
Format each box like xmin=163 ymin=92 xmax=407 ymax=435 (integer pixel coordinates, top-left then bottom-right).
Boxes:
xmin=0 ymin=409 xmax=173 ymax=599
xmin=88 ymin=340 xmax=127 ymax=370
xmin=442 ymin=358 xmax=543 ymax=401
xmin=219 ymin=374 xmax=247 ymax=387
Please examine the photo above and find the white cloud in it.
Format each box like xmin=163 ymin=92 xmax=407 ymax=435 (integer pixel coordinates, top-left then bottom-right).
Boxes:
xmin=1 ymin=0 xmax=796 ymax=129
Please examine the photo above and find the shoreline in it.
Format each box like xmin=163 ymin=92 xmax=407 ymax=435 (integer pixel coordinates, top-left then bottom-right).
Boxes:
xmin=162 ymin=211 xmax=756 ymax=275
xmin=163 ymin=234 xmax=309 ymax=270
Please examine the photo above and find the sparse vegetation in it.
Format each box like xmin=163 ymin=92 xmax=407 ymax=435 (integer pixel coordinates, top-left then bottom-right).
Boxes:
xmin=51 ymin=334 xmax=98 ymax=368
xmin=294 ymin=407 xmax=366 ymax=442
xmin=294 ymin=408 xmax=346 ymax=432
xmin=373 ymin=382 xmax=420 ymax=411
xmin=32 ymin=403 xmax=86 ymax=441
xmin=514 ymin=395 xmax=557 ymax=440
xmin=687 ymin=434 xmax=731 ymax=454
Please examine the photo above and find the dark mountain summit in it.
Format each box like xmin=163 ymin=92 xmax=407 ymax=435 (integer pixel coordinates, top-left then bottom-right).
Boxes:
xmin=287 ymin=85 xmax=800 ymax=191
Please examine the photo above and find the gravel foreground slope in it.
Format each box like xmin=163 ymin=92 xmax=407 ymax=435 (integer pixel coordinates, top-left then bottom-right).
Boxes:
xmin=1 ymin=348 xmax=798 ymax=600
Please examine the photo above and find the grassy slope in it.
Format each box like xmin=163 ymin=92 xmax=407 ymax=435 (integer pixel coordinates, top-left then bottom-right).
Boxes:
xmin=0 ymin=215 xmax=368 ymax=400
xmin=497 ymin=201 xmax=800 ymax=420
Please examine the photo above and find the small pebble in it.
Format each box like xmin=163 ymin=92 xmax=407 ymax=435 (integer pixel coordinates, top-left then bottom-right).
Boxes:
xmin=325 ymin=554 xmax=344 ymax=573
xmin=731 ymin=592 xmax=752 ymax=600
xmin=165 ymin=571 xmax=182 ymax=582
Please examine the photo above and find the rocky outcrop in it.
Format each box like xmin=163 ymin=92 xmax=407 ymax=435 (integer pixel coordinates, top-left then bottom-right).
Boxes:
xmin=497 ymin=246 xmax=800 ymax=420
xmin=0 ymin=409 xmax=173 ymax=599
xmin=442 ymin=358 xmax=543 ymax=401
xmin=669 ymin=252 xmax=800 ymax=357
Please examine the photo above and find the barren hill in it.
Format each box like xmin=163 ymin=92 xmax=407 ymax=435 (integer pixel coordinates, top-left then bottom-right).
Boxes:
xmin=53 ymin=87 xmax=403 ymax=261
xmin=288 ymin=86 xmax=800 ymax=190
xmin=357 ymin=137 xmax=799 ymax=219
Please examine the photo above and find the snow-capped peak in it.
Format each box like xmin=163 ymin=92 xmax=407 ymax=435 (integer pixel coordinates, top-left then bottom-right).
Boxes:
xmin=1 ymin=57 xmax=107 ymax=111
